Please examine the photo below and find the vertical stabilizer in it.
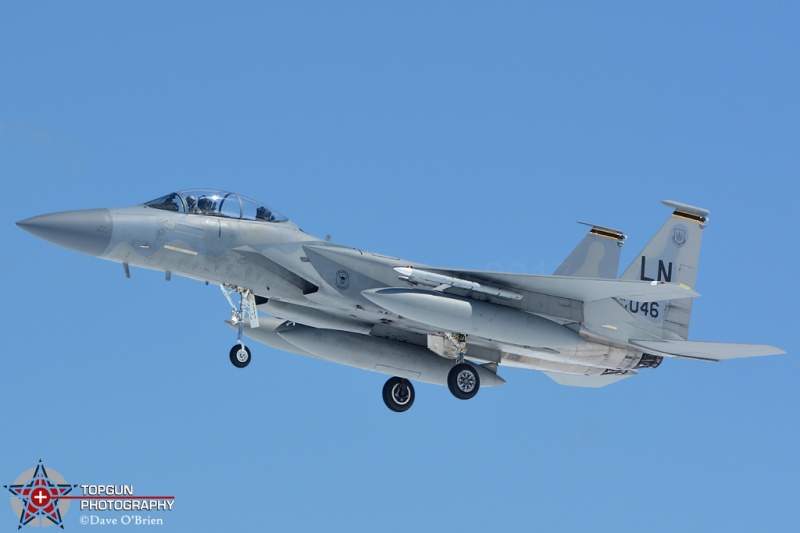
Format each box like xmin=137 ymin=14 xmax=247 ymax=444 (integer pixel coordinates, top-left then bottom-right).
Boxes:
xmin=554 ymin=223 xmax=625 ymax=278
xmin=619 ymin=201 xmax=709 ymax=339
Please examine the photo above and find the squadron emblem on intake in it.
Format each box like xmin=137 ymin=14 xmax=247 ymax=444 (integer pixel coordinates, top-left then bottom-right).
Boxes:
xmin=335 ymin=270 xmax=350 ymax=290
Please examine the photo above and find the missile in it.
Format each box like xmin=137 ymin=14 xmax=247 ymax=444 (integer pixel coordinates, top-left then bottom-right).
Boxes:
xmin=275 ymin=323 xmax=505 ymax=387
xmin=362 ymin=287 xmax=586 ymax=349
xmin=393 ymin=266 xmax=523 ymax=300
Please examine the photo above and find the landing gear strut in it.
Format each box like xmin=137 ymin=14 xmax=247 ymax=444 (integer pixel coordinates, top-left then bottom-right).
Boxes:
xmin=436 ymin=335 xmax=480 ymax=401
xmin=382 ymin=377 xmax=415 ymax=412
xmin=222 ymin=285 xmax=259 ymax=368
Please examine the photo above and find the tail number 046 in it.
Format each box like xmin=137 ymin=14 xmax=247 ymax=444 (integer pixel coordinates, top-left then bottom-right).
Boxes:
xmin=622 ymin=300 xmax=660 ymax=318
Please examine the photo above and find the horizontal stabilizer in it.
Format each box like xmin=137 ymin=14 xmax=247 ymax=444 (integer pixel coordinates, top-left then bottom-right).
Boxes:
xmin=631 ymin=340 xmax=786 ymax=362
xmin=543 ymin=371 xmax=636 ymax=388
xmin=425 ymin=268 xmax=699 ymax=302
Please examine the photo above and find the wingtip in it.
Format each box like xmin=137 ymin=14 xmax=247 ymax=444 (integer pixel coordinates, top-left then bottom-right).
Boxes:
xmin=662 ymin=200 xmax=710 ymax=222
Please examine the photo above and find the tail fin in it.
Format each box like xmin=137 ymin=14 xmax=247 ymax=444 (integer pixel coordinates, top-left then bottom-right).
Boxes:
xmin=619 ymin=201 xmax=709 ymax=339
xmin=554 ymin=223 xmax=626 ymax=278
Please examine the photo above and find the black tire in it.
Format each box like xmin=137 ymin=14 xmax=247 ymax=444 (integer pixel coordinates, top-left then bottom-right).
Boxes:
xmin=447 ymin=363 xmax=480 ymax=400
xmin=229 ymin=344 xmax=251 ymax=368
xmin=382 ymin=377 xmax=415 ymax=412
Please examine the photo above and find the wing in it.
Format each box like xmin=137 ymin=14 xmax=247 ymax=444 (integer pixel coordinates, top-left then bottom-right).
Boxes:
xmin=630 ymin=340 xmax=786 ymax=362
xmin=301 ymin=244 xmax=697 ymax=307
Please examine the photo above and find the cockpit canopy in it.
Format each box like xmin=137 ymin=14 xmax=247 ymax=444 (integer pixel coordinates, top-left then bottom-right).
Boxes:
xmin=143 ymin=190 xmax=289 ymax=223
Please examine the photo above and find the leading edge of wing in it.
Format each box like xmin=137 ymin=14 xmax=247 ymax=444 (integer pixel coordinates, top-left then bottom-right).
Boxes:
xmin=423 ymin=268 xmax=699 ymax=302
xmin=631 ymin=340 xmax=787 ymax=362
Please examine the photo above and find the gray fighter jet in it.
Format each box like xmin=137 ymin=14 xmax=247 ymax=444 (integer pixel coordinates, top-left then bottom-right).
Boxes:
xmin=17 ymin=190 xmax=785 ymax=411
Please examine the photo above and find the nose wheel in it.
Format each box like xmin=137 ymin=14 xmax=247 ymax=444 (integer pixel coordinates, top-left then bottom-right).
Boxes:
xmin=382 ymin=377 xmax=415 ymax=412
xmin=230 ymin=344 xmax=251 ymax=368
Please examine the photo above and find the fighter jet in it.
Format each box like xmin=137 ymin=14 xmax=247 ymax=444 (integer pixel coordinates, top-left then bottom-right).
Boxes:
xmin=17 ymin=190 xmax=784 ymax=411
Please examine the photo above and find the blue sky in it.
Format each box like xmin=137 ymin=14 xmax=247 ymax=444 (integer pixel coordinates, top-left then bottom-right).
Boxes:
xmin=1 ymin=2 xmax=798 ymax=531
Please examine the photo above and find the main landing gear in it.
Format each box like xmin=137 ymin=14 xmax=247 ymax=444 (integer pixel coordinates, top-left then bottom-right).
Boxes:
xmin=222 ymin=284 xmax=259 ymax=369
xmin=382 ymin=377 xmax=415 ymax=412
xmin=445 ymin=341 xmax=480 ymax=400
xmin=447 ymin=362 xmax=480 ymax=400
xmin=382 ymin=361 xmax=482 ymax=412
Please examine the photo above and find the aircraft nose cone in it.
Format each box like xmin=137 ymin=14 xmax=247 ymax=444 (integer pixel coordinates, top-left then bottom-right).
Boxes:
xmin=17 ymin=209 xmax=113 ymax=257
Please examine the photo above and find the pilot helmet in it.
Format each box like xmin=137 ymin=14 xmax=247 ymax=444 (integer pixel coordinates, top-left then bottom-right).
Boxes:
xmin=187 ymin=195 xmax=197 ymax=208
xmin=198 ymin=196 xmax=212 ymax=211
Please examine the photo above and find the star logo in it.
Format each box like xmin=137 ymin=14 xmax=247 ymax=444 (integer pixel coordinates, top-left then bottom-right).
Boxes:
xmin=5 ymin=461 xmax=76 ymax=529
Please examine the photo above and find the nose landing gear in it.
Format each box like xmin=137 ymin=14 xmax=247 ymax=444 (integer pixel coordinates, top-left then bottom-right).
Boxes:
xmin=230 ymin=344 xmax=252 ymax=368
xmin=222 ymin=284 xmax=260 ymax=368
